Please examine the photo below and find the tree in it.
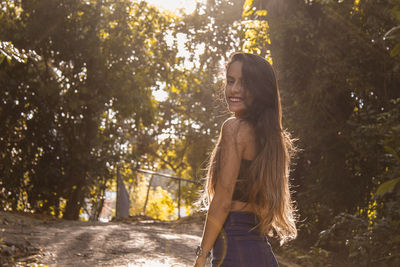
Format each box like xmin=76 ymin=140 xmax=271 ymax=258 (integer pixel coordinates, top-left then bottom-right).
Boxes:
xmin=0 ymin=0 xmax=179 ymax=219
xmin=243 ymin=0 xmax=400 ymax=264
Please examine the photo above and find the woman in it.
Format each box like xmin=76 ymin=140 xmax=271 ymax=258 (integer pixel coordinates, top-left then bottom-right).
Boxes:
xmin=194 ymin=52 xmax=297 ymax=267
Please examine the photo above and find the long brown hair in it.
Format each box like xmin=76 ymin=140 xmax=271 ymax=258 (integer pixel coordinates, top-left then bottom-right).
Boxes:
xmin=204 ymin=52 xmax=297 ymax=244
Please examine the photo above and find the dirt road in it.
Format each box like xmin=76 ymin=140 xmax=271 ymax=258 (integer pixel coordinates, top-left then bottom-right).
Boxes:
xmin=0 ymin=212 xmax=301 ymax=266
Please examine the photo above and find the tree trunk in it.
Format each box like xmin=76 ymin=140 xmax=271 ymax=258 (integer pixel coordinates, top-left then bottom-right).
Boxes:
xmin=91 ymin=178 xmax=107 ymax=221
xmin=63 ymin=180 xmax=85 ymax=220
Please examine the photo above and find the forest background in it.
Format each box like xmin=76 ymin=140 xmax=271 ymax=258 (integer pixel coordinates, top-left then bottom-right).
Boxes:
xmin=1 ymin=0 xmax=399 ymax=266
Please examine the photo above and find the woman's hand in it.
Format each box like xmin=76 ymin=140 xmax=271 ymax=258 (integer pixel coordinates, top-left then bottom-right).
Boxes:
xmin=193 ymin=255 xmax=207 ymax=267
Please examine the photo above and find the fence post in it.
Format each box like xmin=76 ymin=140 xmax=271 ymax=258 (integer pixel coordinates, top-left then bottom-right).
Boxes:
xmin=178 ymin=179 xmax=181 ymax=219
xmin=116 ymin=165 xmax=120 ymax=218
xmin=143 ymin=174 xmax=154 ymax=216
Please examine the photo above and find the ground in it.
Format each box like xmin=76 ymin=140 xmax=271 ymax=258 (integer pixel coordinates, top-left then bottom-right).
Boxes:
xmin=0 ymin=212 xmax=302 ymax=267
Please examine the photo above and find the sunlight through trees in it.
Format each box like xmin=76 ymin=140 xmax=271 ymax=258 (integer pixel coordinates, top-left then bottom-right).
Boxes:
xmin=1 ymin=0 xmax=399 ymax=265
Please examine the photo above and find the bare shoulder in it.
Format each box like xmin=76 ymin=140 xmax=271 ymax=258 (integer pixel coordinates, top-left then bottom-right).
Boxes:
xmin=221 ymin=117 xmax=255 ymax=145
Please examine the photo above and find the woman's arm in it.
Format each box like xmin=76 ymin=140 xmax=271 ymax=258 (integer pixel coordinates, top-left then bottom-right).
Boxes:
xmin=194 ymin=118 xmax=247 ymax=267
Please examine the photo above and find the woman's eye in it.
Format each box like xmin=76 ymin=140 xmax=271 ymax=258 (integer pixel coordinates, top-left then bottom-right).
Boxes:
xmin=227 ymin=80 xmax=234 ymax=85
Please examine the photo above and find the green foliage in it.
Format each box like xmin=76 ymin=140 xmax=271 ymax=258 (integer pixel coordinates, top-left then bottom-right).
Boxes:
xmin=146 ymin=186 xmax=177 ymax=221
xmin=0 ymin=0 xmax=243 ymax=221
xmin=129 ymin=174 xmax=177 ymax=221
xmin=0 ymin=0 xmax=179 ymax=219
xmin=315 ymin=202 xmax=400 ymax=266
xmin=244 ymin=0 xmax=400 ymax=265
xmin=376 ymin=177 xmax=400 ymax=196
xmin=2 ymin=4 xmax=399 ymax=266
xmin=144 ymin=0 xmax=245 ymax=208
xmin=0 ymin=41 xmax=27 ymax=64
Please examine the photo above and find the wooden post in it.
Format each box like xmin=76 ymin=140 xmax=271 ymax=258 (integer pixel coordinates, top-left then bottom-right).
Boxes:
xmin=116 ymin=166 xmax=120 ymax=218
xmin=178 ymin=179 xmax=181 ymax=219
xmin=143 ymin=174 xmax=154 ymax=216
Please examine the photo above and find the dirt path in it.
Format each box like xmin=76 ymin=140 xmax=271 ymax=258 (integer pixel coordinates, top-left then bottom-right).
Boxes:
xmin=0 ymin=212 xmax=301 ymax=267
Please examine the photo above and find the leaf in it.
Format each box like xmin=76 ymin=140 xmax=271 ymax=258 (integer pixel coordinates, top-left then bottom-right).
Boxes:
xmin=254 ymin=9 xmax=267 ymax=18
xmin=242 ymin=0 xmax=255 ymax=18
xmin=376 ymin=177 xmax=400 ymax=196
xmin=390 ymin=43 xmax=400 ymax=57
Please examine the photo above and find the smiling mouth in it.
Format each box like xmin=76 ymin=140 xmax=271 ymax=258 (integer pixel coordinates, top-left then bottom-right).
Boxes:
xmin=229 ymin=97 xmax=243 ymax=102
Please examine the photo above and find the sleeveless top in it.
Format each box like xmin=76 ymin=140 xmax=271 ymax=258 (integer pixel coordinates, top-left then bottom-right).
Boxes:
xmin=232 ymin=158 xmax=253 ymax=202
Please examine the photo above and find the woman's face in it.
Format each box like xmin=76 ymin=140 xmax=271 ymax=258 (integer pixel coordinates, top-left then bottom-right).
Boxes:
xmin=225 ymin=60 xmax=252 ymax=118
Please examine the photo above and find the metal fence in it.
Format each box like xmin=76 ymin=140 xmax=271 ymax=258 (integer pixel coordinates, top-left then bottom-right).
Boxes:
xmin=115 ymin=167 xmax=202 ymax=219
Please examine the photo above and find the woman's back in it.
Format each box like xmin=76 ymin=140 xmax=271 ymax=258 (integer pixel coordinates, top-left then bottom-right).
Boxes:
xmin=227 ymin=118 xmax=258 ymax=213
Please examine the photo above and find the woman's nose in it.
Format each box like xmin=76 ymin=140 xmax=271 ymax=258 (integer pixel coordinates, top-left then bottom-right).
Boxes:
xmin=232 ymin=82 xmax=242 ymax=94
